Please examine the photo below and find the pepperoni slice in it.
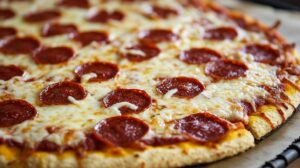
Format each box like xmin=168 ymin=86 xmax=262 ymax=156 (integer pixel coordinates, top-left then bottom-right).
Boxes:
xmin=175 ymin=112 xmax=229 ymax=143
xmin=180 ymin=48 xmax=222 ymax=65
xmin=204 ymin=27 xmax=238 ymax=40
xmin=148 ymin=6 xmax=178 ymax=19
xmin=93 ymin=116 xmax=149 ymax=147
xmin=205 ymin=60 xmax=248 ymax=80
xmin=32 ymin=46 xmax=74 ymax=64
xmin=142 ymin=136 xmax=187 ymax=146
xmin=87 ymin=10 xmax=125 ymax=23
xmin=244 ymin=44 xmax=280 ymax=64
xmin=0 ymin=65 xmax=24 ymax=81
xmin=70 ymin=31 xmax=109 ymax=46
xmin=37 ymin=140 xmax=60 ymax=152
xmin=42 ymin=23 xmax=78 ymax=37
xmin=101 ymin=89 xmax=151 ymax=114
xmin=23 ymin=10 xmax=61 ymax=23
xmin=0 ymin=27 xmax=17 ymax=39
xmin=58 ymin=0 xmax=90 ymax=8
xmin=285 ymin=65 xmax=300 ymax=76
xmin=39 ymin=81 xmax=87 ymax=105
xmin=139 ymin=29 xmax=178 ymax=44
xmin=121 ymin=43 xmax=160 ymax=62
xmin=74 ymin=62 xmax=118 ymax=82
xmin=0 ymin=99 xmax=37 ymax=127
xmin=0 ymin=8 xmax=15 ymax=20
xmin=156 ymin=77 xmax=204 ymax=99
xmin=0 ymin=37 xmax=40 ymax=55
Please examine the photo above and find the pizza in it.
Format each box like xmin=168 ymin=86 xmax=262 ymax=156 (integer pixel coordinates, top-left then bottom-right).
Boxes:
xmin=0 ymin=0 xmax=299 ymax=167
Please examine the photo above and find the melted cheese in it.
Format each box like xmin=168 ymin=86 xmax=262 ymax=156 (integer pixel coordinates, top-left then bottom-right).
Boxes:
xmin=0 ymin=0 xmax=290 ymax=147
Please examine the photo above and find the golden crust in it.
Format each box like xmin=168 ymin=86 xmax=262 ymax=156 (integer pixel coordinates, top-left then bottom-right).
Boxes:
xmin=0 ymin=129 xmax=254 ymax=168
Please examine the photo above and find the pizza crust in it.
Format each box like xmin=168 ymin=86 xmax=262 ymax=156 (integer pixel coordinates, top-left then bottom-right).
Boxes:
xmin=0 ymin=129 xmax=254 ymax=168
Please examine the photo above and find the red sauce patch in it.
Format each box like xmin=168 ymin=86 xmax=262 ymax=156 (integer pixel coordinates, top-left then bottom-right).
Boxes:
xmin=74 ymin=62 xmax=119 ymax=82
xmin=32 ymin=46 xmax=74 ymax=64
xmin=121 ymin=43 xmax=160 ymax=62
xmin=0 ymin=65 xmax=24 ymax=81
xmin=0 ymin=27 xmax=17 ymax=39
xmin=0 ymin=99 xmax=37 ymax=127
xmin=156 ymin=77 xmax=204 ymax=99
xmin=205 ymin=60 xmax=248 ymax=80
xmin=139 ymin=29 xmax=178 ymax=44
xmin=180 ymin=48 xmax=222 ymax=64
xmin=244 ymin=44 xmax=280 ymax=64
xmin=93 ymin=116 xmax=149 ymax=147
xmin=0 ymin=37 xmax=40 ymax=55
xmin=175 ymin=112 xmax=229 ymax=143
xmin=39 ymin=81 xmax=87 ymax=105
xmin=36 ymin=140 xmax=61 ymax=152
xmin=70 ymin=31 xmax=109 ymax=46
xmin=204 ymin=27 xmax=238 ymax=40
xmin=87 ymin=10 xmax=125 ymax=23
xmin=101 ymin=88 xmax=151 ymax=114
xmin=23 ymin=10 xmax=61 ymax=23
xmin=42 ymin=23 xmax=78 ymax=37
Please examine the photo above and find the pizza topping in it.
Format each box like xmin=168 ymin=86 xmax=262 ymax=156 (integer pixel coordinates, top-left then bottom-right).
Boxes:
xmin=285 ymin=64 xmax=300 ymax=76
xmin=121 ymin=43 xmax=160 ymax=62
xmin=142 ymin=136 xmax=187 ymax=146
xmin=156 ymin=77 xmax=204 ymax=99
xmin=175 ymin=112 xmax=229 ymax=143
xmin=23 ymin=10 xmax=61 ymax=23
xmin=70 ymin=31 xmax=109 ymax=46
xmin=240 ymin=100 xmax=255 ymax=115
xmin=87 ymin=10 xmax=125 ymax=23
xmin=93 ymin=116 xmax=149 ymax=147
xmin=139 ymin=29 xmax=178 ymax=44
xmin=58 ymin=0 xmax=90 ymax=9
xmin=42 ymin=23 xmax=78 ymax=37
xmin=180 ymin=48 xmax=222 ymax=64
xmin=147 ymin=6 xmax=178 ymax=19
xmin=0 ymin=27 xmax=17 ymax=39
xmin=0 ymin=99 xmax=37 ymax=127
xmin=244 ymin=44 xmax=280 ymax=64
xmin=0 ymin=37 xmax=40 ymax=55
xmin=32 ymin=46 xmax=74 ymax=64
xmin=36 ymin=140 xmax=60 ymax=152
xmin=39 ymin=81 xmax=87 ymax=105
xmin=102 ymin=89 xmax=151 ymax=114
xmin=205 ymin=60 xmax=248 ymax=80
xmin=0 ymin=65 xmax=24 ymax=81
xmin=75 ymin=62 xmax=119 ymax=82
xmin=0 ymin=8 xmax=15 ymax=20
xmin=204 ymin=27 xmax=238 ymax=40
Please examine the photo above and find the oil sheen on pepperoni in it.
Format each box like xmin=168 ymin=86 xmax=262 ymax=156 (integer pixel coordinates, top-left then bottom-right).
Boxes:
xmin=0 ymin=37 xmax=40 ymax=55
xmin=139 ymin=29 xmax=178 ymax=44
xmin=32 ymin=46 xmax=74 ymax=64
xmin=244 ymin=44 xmax=280 ymax=64
xmin=156 ymin=77 xmax=204 ymax=99
xmin=205 ymin=60 xmax=248 ymax=80
xmin=42 ymin=23 xmax=78 ymax=37
xmin=149 ymin=6 xmax=178 ymax=19
xmin=75 ymin=62 xmax=118 ymax=82
xmin=175 ymin=112 xmax=229 ymax=143
xmin=0 ymin=99 xmax=37 ymax=127
xmin=102 ymin=89 xmax=151 ymax=114
xmin=122 ymin=43 xmax=160 ymax=62
xmin=93 ymin=116 xmax=149 ymax=147
xmin=58 ymin=0 xmax=90 ymax=8
xmin=204 ymin=27 xmax=238 ymax=40
xmin=0 ymin=65 xmax=24 ymax=81
xmin=87 ymin=10 xmax=124 ymax=23
xmin=180 ymin=48 xmax=222 ymax=64
xmin=70 ymin=31 xmax=109 ymax=46
xmin=23 ymin=10 xmax=61 ymax=23
xmin=39 ymin=81 xmax=87 ymax=105
xmin=0 ymin=8 xmax=15 ymax=20
xmin=0 ymin=27 xmax=16 ymax=39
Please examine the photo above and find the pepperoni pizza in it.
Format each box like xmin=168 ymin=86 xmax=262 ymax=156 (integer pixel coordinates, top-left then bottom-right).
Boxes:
xmin=0 ymin=0 xmax=299 ymax=167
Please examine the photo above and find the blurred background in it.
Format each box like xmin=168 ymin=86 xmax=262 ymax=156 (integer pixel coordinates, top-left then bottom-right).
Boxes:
xmin=244 ymin=0 xmax=300 ymax=11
